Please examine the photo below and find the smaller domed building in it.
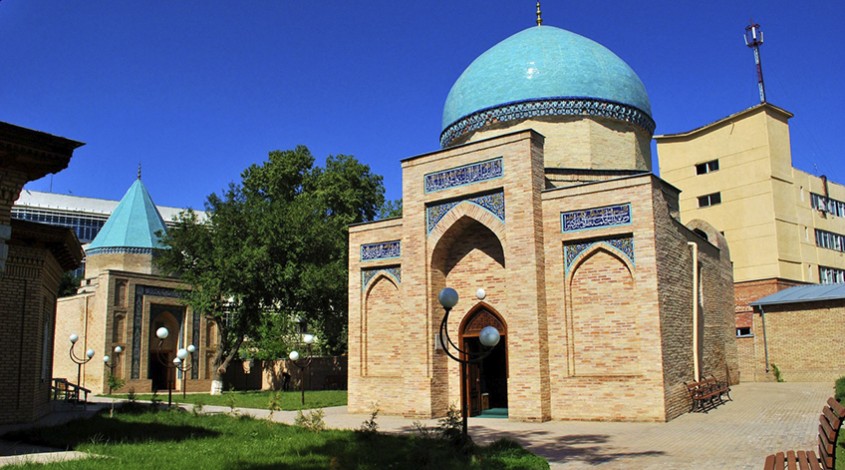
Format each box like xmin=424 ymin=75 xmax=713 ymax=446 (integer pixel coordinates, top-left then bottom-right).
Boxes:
xmin=348 ymin=20 xmax=737 ymax=422
xmin=53 ymin=177 xmax=215 ymax=395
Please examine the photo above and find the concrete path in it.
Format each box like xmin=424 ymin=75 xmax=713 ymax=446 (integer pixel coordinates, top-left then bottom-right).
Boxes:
xmin=0 ymin=382 xmax=834 ymax=468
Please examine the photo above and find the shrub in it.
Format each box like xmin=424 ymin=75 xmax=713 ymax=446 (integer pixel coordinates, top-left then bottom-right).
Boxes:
xmin=771 ymin=363 xmax=784 ymax=382
xmin=835 ymin=376 xmax=845 ymax=403
xmin=358 ymin=405 xmax=379 ymax=434
xmin=294 ymin=408 xmax=325 ymax=432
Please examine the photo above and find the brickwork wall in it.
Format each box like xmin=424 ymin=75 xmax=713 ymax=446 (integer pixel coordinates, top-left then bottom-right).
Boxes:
xmin=734 ymin=278 xmax=805 ymax=382
xmin=570 ymin=250 xmax=638 ymax=374
xmin=348 ymin=131 xmax=735 ymax=423
xmin=467 ymin=117 xmax=651 ymax=172
xmin=347 ymin=218 xmax=403 ymax=414
xmin=54 ymin=269 xmax=203 ymax=395
xmin=653 ymin=191 xmax=737 ymax=421
xmin=0 ymin=244 xmax=63 ymax=424
xmin=750 ymin=302 xmax=845 ymax=382
xmin=544 ymin=176 xmax=668 ymax=422
xmin=364 ymin=277 xmax=403 ymax=377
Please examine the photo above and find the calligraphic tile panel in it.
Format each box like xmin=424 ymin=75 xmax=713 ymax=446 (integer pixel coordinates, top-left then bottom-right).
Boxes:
xmin=360 ymin=240 xmax=401 ymax=261
xmin=424 ymin=157 xmax=503 ymax=193
xmin=561 ymin=203 xmax=631 ymax=233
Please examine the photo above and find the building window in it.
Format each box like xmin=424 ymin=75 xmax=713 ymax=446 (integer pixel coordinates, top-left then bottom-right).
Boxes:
xmin=736 ymin=327 xmax=753 ymax=338
xmin=815 ymin=229 xmax=845 ymax=252
xmin=695 ymin=160 xmax=719 ymax=175
xmin=698 ymin=192 xmax=721 ymax=208
xmin=811 ymin=193 xmax=845 ymax=218
xmin=820 ymin=266 xmax=845 ymax=284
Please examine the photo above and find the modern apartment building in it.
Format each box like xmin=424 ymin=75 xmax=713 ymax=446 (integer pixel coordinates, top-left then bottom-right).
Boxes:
xmin=656 ymin=103 xmax=845 ymax=381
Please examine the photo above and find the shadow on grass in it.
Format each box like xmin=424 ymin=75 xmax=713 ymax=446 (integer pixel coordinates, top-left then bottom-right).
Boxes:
xmin=5 ymin=405 xmax=219 ymax=451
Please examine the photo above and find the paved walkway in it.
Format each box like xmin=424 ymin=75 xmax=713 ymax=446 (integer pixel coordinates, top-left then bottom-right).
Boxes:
xmin=0 ymin=382 xmax=834 ymax=468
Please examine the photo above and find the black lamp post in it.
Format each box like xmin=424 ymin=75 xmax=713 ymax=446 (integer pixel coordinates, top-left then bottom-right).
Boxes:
xmin=153 ymin=327 xmax=196 ymax=406
xmin=102 ymin=345 xmax=123 ymax=394
xmin=437 ymin=287 xmax=501 ymax=443
xmin=68 ymin=333 xmax=95 ymax=389
xmin=289 ymin=333 xmax=315 ymax=407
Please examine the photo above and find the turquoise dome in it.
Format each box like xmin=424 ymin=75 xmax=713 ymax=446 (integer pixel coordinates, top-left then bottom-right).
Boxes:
xmin=86 ymin=178 xmax=168 ymax=255
xmin=441 ymin=26 xmax=654 ymax=147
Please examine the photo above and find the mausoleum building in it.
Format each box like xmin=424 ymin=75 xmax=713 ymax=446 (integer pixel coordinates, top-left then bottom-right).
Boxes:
xmin=348 ymin=21 xmax=737 ymax=422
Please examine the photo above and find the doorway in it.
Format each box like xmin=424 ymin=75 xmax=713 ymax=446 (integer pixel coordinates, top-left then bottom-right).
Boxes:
xmin=460 ymin=307 xmax=508 ymax=417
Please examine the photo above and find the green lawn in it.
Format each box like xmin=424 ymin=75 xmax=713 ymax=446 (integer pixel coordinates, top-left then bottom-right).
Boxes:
xmin=108 ymin=389 xmax=347 ymax=410
xmin=6 ymin=407 xmax=549 ymax=469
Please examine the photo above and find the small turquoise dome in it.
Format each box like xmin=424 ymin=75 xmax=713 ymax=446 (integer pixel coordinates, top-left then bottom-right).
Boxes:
xmin=86 ymin=178 xmax=168 ymax=255
xmin=441 ymin=26 xmax=654 ymax=147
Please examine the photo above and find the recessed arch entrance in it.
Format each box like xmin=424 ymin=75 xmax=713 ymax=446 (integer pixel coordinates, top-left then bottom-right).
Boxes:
xmin=148 ymin=306 xmax=182 ymax=391
xmin=460 ymin=305 xmax=508 ymax=416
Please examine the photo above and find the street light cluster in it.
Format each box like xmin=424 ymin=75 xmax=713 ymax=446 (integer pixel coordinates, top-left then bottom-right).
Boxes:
xmin=289 ymin=332 xmax=316 ymax=406
xmin=154 ymin=326 xmax=198 ymax=405
xmin=437 ymin=287 xmax=501 ymax=443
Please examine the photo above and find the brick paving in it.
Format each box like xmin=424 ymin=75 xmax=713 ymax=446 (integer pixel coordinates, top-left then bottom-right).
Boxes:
xmin=0 ymin=382 xmax=834 ymax=468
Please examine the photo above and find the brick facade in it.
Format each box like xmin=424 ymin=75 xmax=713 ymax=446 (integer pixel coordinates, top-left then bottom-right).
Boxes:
xmin=0 ymin=122 xmax=82 ymax=425
xmin=748 ymin=301 xmax=845 ymax=382
xmin=54 ymin=267 xmax=214 ymax=395
xmin=348 ymin=129 xmax=737 ymax=423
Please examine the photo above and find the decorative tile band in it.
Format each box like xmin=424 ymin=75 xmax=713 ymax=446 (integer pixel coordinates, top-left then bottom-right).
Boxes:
xmin=424 ymin=157 xmax=503 ymax=193
xmin=362 ymin=266 xmax=401 ymax=291
xmin=561 ymin=203 xmax=631 ymax=233
xmin=426 ymin=190 xmax=505 ymax=233
xmin=360 ymin=240 xmax=401 ymax=261
xmin=564 ymin=235 xmax=634 ymax=272
xmin=441 ymin=97 xmax=656 ymax=148
xmin=86 ymin=246 xmax=154 ymax=256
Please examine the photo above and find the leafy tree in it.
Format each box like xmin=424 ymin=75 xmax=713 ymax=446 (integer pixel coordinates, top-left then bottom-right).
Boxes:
xmin=157 ymin=146 xmax=384 ymax=393
xmin=58 ymin=271 xmax=81 ymax=297
xmin=378 ymin=199 xmax=403 ymax=219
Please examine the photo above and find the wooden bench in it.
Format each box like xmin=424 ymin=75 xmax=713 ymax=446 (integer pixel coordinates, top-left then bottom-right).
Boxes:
xmin=685 ymin=375 xmax=731 ymax=412
xmin=763 ymin=397 xmax=845 ymax=470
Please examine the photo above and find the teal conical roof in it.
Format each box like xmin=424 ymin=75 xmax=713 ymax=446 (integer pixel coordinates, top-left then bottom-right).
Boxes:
xmin=86 ymin=178 xmax=168 ymax=255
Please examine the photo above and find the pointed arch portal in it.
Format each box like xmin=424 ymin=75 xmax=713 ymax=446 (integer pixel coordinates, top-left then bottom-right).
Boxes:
xmin=460 ymin=306 xmax=508 ymax=416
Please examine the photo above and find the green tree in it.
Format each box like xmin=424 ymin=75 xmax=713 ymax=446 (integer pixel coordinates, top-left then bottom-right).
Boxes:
xmin=157 ymin=146 xmax=384 ymax=393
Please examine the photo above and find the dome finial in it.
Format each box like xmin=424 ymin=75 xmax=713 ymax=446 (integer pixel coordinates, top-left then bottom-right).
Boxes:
xmin=536 ymin=1 xmax=542 ymax=26
xmin=137 ymin=162 xmax=142 ymax=180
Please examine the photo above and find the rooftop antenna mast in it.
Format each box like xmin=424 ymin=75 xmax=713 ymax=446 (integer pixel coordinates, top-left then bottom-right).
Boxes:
xmin=536 ymin=1 xmax=542 ymax=26
xmin=744 ymin=21 xmax=767 ymax=103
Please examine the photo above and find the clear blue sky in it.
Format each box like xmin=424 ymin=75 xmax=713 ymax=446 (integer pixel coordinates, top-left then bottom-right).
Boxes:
xmin=2 ymin=1 xmax=843 ymax=210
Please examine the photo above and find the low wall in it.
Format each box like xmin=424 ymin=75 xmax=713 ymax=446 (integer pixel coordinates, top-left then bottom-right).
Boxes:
xmin=222 ymin=356 xmax=347 ymax=392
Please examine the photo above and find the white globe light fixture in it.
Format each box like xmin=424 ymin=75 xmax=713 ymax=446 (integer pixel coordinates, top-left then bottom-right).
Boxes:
xmin=439 ymin=287 xmax=459 ymax=309
xmin=156 ymin=327 xmax=169 ymax=340
xmin=436 ymin=286 xmax=502 ymax=443
xmin=177 ymin=348 xmax=189 ymax=360
xmin=479 ymin=326 xmax=501 ymax=348
xmin=173 ymin=357 xmax=181 ymax=365
xmin=187 ymin=344 xmax=197 ymax=353
xmin=103 ymin=355 xmax=110 ymax=364
xmin=476 ymin=288 xmax=487 ymax=300
xmin=302 ymin=334 xmax=315 ymax=345
xmin=69 ymin=333 xmax=79 ymax=344
xmin=114 ymin=345 xmax=123 ymax=354
xmin=86 ymin=348 xmax=95 ymax=359
xmin=289 ymin=350 xmax=300 ymax=361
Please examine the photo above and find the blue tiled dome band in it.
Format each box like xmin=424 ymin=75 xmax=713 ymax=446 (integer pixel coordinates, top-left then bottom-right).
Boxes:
xmin=440 ymin=97 xmax=656 ymax=148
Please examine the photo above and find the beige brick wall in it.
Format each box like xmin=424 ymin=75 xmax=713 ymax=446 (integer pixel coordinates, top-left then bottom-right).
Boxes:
xmin=750 ymin=302 xmax=845 ymax=382
xmin=54 ymin=268 xmax=209 ymax=395
xmin=0 ymin=244 xmax=63 ymax=424
xmin=348 ymin=130 xmax=736 ymax=423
